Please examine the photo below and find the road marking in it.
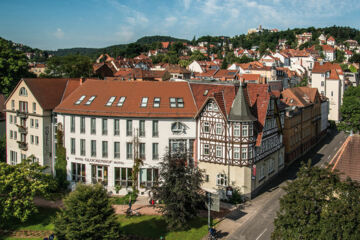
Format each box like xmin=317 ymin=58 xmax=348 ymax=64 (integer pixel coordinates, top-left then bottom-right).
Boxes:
xmin=256 ymin=228 xmax=267 ymax=240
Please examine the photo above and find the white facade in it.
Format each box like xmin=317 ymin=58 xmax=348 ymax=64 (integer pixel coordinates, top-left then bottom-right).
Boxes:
xmin=57 ymin=114 xmax=196 ymax=194
xmin=324 ymin=51 xmax=335 ymax=62
xmin=188 ymin=61 xmax=204 ymax=73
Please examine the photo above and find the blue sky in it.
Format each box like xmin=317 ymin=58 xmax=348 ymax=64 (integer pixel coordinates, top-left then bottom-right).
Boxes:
xmin=1 ymin=0 xmax=360 ymax=50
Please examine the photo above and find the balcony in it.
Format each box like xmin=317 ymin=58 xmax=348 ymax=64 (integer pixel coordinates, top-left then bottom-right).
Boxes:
xmin=16 ymin=110 xmax=28 ymax=119
xmin=16 ymin=124 xmax=28 ymax=134
xmin=17 ymin=141 xmax=28 ymax=151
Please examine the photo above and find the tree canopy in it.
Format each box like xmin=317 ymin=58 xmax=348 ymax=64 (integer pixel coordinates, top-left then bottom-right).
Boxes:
xmin=272 ymin=161 xmax=360 ymax=239
xmin=152 ymin=152 xmax=205 ymax=230
xmin=0 ymin=135 xmax=5 ymax=163
xmin=0 ymin=38 xmax=35 ymax=96
xmin=0 ymin=158 xmax=57 ymax=226
xmin=338 ymin=85 xmax=360 ymax=133
xmin=349 ymin=53 xmax=360 ymax=63
xmin=53 ymin=184 xmax=121 ymax=240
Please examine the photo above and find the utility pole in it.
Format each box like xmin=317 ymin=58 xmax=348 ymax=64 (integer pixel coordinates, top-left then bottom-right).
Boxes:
xmin=207 ymin=192 xmax=211 ymax=230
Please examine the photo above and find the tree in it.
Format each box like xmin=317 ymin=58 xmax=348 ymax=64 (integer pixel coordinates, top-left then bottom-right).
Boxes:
xmin=132 ymin=157 xmax=143 ymax=192
xmin=42 ymin=55 xmax=93 ymax=78
xmin=338 ymin=85 xmax=360 ymax=133
xmin=272 ymin=161 xmax=360 ymax=239
xmin=55 ymin=128 xmax=68 ymax=190
xmin=0 ymin=38 xmax=35 ymax=96
xmin=221 ymin=57 xmax=228 ymax=69
xmin=335 ymin=49 xmax=345 ymax=63
xmin=349 ymin=53 xmax=360 ymax=63
xmin=53 ymin=184 xmax=121 ymax=240
xmin=152 ymin=152 xmax=205 ymax=230
xmin=0 ymin=158 xmax=57 ymax=226
xmin=0 ymin=135 xmax=5 ymax=163
xmin=190 ymin=50 xmax=208 ymax=61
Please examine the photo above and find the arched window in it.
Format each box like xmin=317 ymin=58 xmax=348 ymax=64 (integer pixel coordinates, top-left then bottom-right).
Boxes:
xmin=19 ymin=87 xmax=27 ymax=96
xmin=216 ymin=174 xmax=227 ymax=186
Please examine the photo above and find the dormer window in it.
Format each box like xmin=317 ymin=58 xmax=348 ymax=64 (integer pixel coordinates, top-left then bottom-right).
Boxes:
xmin=85 ymin=96 xmax=96 ymax=105
xmin=75 ymin=95 xmax=86 ymax=105
xmin=208 ymin=102 xmax=213 ymax=111
xmin=170 ymin=98 xmax=176 ymax=108
xmin=153 ymin=97 xmax=160 ymax=108
xmin=177 ymin=98 xmax=184 ymax=108
xmin=171 ymin=121 xmax=184 ymax=133
xmin=169 ymin=98 xmax=184 ymax=108
xmin=141 ymin=97 xmax=148 ymax=107
xmin=106 ymin=96 xmax=116 ymax=106
xmin=117 ymin=97 xmax=126 ymax=107
xmin=19 ymin=87 xmax=27 ymax=96
xmin=203 ymin=90 xmax=209 ymax=96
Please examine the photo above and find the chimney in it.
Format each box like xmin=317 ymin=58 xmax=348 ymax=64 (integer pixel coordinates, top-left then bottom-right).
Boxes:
xmin=80 ymin=77 xmax=86 ymax=85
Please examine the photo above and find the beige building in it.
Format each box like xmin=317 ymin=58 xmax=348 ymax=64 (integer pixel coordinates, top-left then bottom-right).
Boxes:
xmin=191 ymin=82 xmax=285 ymax=199
xmin=5 ymin=78 xmax=81 ymax=172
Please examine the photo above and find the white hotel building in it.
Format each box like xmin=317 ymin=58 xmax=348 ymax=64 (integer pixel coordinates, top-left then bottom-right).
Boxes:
xmin=54 ymin=80 xmax=197 ymax=194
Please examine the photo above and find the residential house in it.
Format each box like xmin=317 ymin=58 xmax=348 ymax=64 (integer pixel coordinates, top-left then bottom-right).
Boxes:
xmin=281 ymin=87 xmax=324 ymax=164
xmin=318 ymin=34 xmax=327 ymax=44
xmin=212 ymin=70 xmax=238 ymax=81
xmin=0 ymin=94 xmax=5 ymax=137
xmin=5 ymin=78 xmax=82 ymax=171
xmin=165 ymin=65 xmax=191 ymax=79
xmin=344 ymin=40 xmax=359 ymax=50
xmin=321 ymin=45 xmax=336 ymax=62
xmin=345 ymin=50 xmax=353 ymax=62
xmin=188 ymin=60 xmax=220 ymax=73
xmin=29 ymin=63 xmax=46 ymax=77
xmin=296 ymin=32 xmax=312 ymax=46
xmin=327 ymin=36 xmax=335 ymax=46
xmin=191 ymin=82 xmax=285 ymax=198
xmin=311 ymin=62 xmax=344 ymax=122
xmin=93 ymin=63 xmax=114 ymax=78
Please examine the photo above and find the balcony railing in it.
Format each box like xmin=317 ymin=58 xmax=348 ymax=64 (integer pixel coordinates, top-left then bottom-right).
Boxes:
xmin=17 ymin=141 xmax=28 ymax=151
xmin=16 ymin=110 xmax=28 ymax=119
xmin=16 ymin=124 xmax=28 ymax=134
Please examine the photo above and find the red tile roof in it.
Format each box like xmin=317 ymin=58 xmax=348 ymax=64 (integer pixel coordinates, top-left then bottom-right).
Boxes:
xmin=327 ymin=36 xmax=335 ymax=41
xmin=54 ymin=81 xmax=197 ymax=118
xmin=281 ymin=87 xmax=319 ymax=107
xmin=161 ymin=42 xmax=170 ymax=49
xmin=321 ymin=44 xmax=335 ymax=52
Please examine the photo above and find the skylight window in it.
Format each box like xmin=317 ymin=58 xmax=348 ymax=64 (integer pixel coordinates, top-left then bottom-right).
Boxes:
xmin=140 ymin=97 xmax=148 ymax=107
xmin=170 ymin=98 xmax=176 ymax=108
xmin=106 ymin=96 xmax=116 ymax=106
xmin=75 ymin=95 xmax=86 ymax=105
xmin=117 ymin=97 xmax=126 ymax=107
xmin=203 ymin=90 xmax=209 ymax=96
xmin=85 ymin=96 xmax=96 ymax=105
xmin=153 ymin=97 xmax=160 ymax=108
xmin=177 ymin=98 xmax=184 ymax=108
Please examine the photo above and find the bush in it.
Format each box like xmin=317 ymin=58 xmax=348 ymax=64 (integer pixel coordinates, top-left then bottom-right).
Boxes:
xmin=227 ymin=188 xmax=244 ymax=204
xmin=112 ymin=191 xmax=138 ymax=205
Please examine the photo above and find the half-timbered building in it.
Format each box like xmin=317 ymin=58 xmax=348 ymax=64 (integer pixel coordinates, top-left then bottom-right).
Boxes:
xmin=191 ymin=82 xmax=285 ymax=199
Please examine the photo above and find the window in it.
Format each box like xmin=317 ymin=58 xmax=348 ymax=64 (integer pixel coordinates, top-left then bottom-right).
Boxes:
xmin=85 ymin=96 xmax=96 ymax=105
xmin=234 ymin=147 xmax=240 ymax=159
xmin=208 ymin=102 xmax=213 ymax=111
xmin=21 ymin=153 xmax=26 ymax=161
xmin=10 ymin=130 xmax=13 ymax=139
xmin=31 ymin=135 xmax=34 ymax=144
xmin=259 ymin=164 xmax=265 ymax=180
xmin=171 ymin=122 xmax=183 ymax=133
xmin=14 ymin=116 xmax=17 ymax=124
xmin=117 ymin=96 xmax=126 ymax=107
xmin=153 ymin=97 xmax=160 ymax=108
xmin=19 ymin=87 xmax=27 ymax=96
xmin=152 ymin=120 xmax=159 ymax=137
xmin=102 ymin=119 xmax=108 ymax=135
xmin=70 ymin=116 xmax=75 ymax=133
xmin=35 ymin=119 xmax=39 ymax=129
xmin=140 ymin=143 xmax=145 ymax=159
xmin=279 ymin=153 xmax=284 ymax=167
xmin=32 ymin=103 xmax=36 ymax=113
xmin=71 ymin=162 xmax=86 ymax=182
xmin=11 ymin=100 xmax=15 ymax=110
xmin=80 ymin=139 xmax=85 ymax=156
xmin=331 ymin=91 xmax=333 ymax=97
xmin=170 ymin=98 xmax=176 ymax=108
xmin=177 ymin=98 xmax=184 ymax=108
xmin=249 ymin=148 xmax=253 ymax=159
xmin=91 ymin=118 xmax=96 ymax=134
xmin=14 ymin=131 xmax=17 ymax=140
xmin=213 ymin=103 xmax=218 ymax=111
xmin=102 ymin=141 xmax=108 ymax=158
xmin=10 ymin=151 xmax=17 ymax=165
xmin=249 ymin=124 xmax=253 ymax=136
xmin=114 ymin=167 xmax=133 ymax=187
xmin=234 ymin=124 xmax=240 ymax=136
xmin=269 ymin=159 xmax=274 ymax=174
xmin=19 ymin=101 xmax=28 ymax=112
xmin=9 ymin=115 xmax=13 ymax=124
xmin=216 ymin=174 xmax=227 ymax=186
xmin=30 ymin=118 xmax=34 ymax=127
xmin=114 ymin=142 xmax=120 ymax=158
xmin=203 ymin=122 xmax=210 ymax=133
xmin=216 ymin=146 xmax=222 ymax=158
xmin=126 ymin=120 xmax=132 ymax=136
xmin=71 ymin=138 xmax=75 ymax=155
xmin=126 ymin=142 xmax=133 ymax=159
xmin=80 ymin=117 xmax=85 ymax=133
xmin=75 ymin=95 xmax=86 ymax=105
xmin=91 ymin=165 xmax=108 ymax=185
xmin=139 ymin=168 xmax=159 ymax=188
xmin=241 ymin=147 xmax=247 ymax=159
xmin=152 ymin=143 xmax=159 ymax=160
xmin=321 ymin=81 xmax=324 ymax=87
xmin=139 ymin=120 xmax=145 ymax=137
xmin=242 ymin=125 xmax=248 ymax=137
xmin=203 ymin=90 xmax=209 ymax=96
xmin=204 ymin=144 xmax=209 ymax=155
xmin=91 ymin=140 xmax=96 ymax=157
xmin=106 ymin=96 xmax=116 ymax=106
xmin=114 ymin=119 xmax=120 ymax=135
xmin=140 ymin=97 xmax=148 ymax=107
xmin=216 ymin=123 xmax=222 ymax=135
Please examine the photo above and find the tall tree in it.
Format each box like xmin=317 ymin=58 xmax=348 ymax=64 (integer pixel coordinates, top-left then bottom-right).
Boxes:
xmin=53 ymin=184 xmax=121 ymax=240
xmin=152 ymin=152 xmax=205 ymax=230
xmin=0 ymin=38 xmax=35 ymax=96
xmin=0 ymin=135 xmax=5 ymax=163
xmin=0 ymin=158 xmax=57 ymax=226
xmin=272 ymin=161 xmax=360 ymax=239
xmin=55 ymin=128 xmax=68 ymax=190
xmin=42 ymin=55 xmax=93 ymax=78
xmin=338 ymin=85 xmax=360 ymax=133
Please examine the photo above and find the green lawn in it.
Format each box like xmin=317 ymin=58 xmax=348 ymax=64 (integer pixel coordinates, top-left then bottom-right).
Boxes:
xmin=118 ymin=215 xmax=209 ymax=240
xmin=1 ymin=207 xmax=209 ymax=240
xmin=111 ymin=192 xmax=138 ymax=205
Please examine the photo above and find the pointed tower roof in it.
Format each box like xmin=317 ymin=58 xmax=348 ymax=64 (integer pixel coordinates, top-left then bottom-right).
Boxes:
xmin=228 ymin=82 xmax=256 ymax=122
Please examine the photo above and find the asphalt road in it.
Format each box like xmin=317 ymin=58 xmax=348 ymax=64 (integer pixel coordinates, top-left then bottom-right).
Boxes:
xmin=226 ymin=130 xmax=347 ymax=240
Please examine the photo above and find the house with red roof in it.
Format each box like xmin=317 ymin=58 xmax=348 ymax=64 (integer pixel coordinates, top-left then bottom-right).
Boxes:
xmin=327 ymin=36 xmax=335 ymax=46
xmin=345 ymin=50 xmax=353 ymax=62
xmin=321 ymin=45 xmax=336 ymax=62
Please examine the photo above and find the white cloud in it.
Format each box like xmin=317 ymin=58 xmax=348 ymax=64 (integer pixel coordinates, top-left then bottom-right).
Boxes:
xmin=183 ymin=0 xmax=191 ymax=9
xmin=115 ymin=26 xmax=135 ymax=43
xmin=54 ymin=28 xmax=64 ymax=39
